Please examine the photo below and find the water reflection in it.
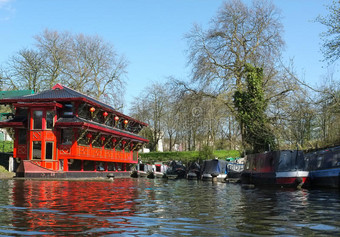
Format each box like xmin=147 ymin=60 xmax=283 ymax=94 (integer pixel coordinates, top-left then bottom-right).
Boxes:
xmin=0 ymin=179 xmax=339 ymax=236
xmin=7 ymin=179 xmax=142 ymax=236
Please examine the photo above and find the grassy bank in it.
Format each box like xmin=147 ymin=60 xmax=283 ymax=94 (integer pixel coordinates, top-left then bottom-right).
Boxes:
xmin=139 ymin=150 xmax=241 ymax=163
xmin=0 ymin=165 xmax=14 ymax=179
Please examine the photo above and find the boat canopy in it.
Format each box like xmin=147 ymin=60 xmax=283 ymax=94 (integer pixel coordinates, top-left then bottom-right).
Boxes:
xmin=202 ymin=159 xmax=228 ymax=175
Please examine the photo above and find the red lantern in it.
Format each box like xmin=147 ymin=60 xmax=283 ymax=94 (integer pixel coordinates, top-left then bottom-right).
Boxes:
xmin=103 ymin=111 xmax=108 ymax=117
xmin=123 ymin=119 xmax=128 ymax=129
xmin=90 ymin=107 xmax=95 ymax=117
xmin=112 ymin=138 xmax=117 ymax=143
xmin=122 ymin=140 xmax=126 ymax=146
xmin=114 ymin=116 xmax=119 ymax=127
xmin=100 ymin=136 xmax=106 ymax=144
xmin=86 ymin=133 xmax=92 ymax=142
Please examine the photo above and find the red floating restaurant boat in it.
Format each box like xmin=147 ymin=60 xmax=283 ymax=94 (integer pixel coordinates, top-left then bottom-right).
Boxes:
xmin=0 ymin=84 xmax=148 ymax=178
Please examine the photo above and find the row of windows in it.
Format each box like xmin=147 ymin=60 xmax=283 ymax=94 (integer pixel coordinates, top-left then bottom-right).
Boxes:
xmin=19 ymin=128 xmax=134 ymax=152
xmin=306 ymin=152 xmax=340 ymax=170
xmin=61 ymin=129 xmax=133 ymax=151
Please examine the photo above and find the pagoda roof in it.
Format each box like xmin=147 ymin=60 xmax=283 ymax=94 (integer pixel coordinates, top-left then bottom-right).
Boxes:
xmin=55 ymin=116 xmax=148 ymax=143
xmin=0 ymin=84 xmax=147 ymax=127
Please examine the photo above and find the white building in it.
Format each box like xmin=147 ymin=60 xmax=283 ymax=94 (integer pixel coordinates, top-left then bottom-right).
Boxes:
xmin=0 ymin=128 xmax=12 ymax=141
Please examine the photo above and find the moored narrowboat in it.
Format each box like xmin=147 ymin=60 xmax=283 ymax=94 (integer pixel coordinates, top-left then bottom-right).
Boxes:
xmin=153 ymin=162 xmax=168 ymax=178
xmin=305 ymin=146 xmax=340 ymax=189
xmin=241 ymin=150 xmax=309 ymax=188
xmin=165 ymin=160 xmax=186 ymax=179
xmin=137 ymin=163 xmax=154 ymax=178
xmin=186 ymin=161 xmax=201 ymax=180
xmin=0 ymin=84 xmax=148 ymax=179
xmin=201 ymin=159 xmax=228 ymax=181
xmin=226 ymin=162 xmax=244 ymax=179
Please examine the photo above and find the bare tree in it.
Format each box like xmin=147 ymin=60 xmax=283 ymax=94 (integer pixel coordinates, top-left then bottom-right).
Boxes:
xmin=130 ymin=82 xmax=169 ymax=151
xmin=2 ymin=29 xmax=128 ymax=109
xmin=59 ymin=32 xmax=128 ymax=108
xmin=316 ymin=0 xmax=340 ymax=63
xmin=6 ymin=49 xmax=44 ymax=92
xmin=34 ymin=29 xmax=71 ymax=90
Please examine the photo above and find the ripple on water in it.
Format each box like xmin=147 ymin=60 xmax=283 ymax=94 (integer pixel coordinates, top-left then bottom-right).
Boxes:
xmin=0 ymin=179 xmax=339 ymax=236
xmin=296 ymin=223 xmax=338 ymax=231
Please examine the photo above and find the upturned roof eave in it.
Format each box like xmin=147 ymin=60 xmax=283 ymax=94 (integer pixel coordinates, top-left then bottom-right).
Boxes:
xmin=0 ymin=97 xmax=148 ymax=127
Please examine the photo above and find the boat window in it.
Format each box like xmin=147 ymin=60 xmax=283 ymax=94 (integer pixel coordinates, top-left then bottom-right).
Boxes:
xmin=32 ymin=141 xmax=42 ymax=159
xmin=68 ymin=159 xmax=82 ymax=171
xmin=335 ymin=153 xmax=340 ymax=166
xmin=96 ymin=162 xmax=105 ymax=171
xmin=18 ymin=129 xmax=27 ymax=145
xmin=33 ymin=111 xmax=43 ymax=129
xmin=77 ymin=130 xmax=88 ymax=146
xmin=115 ymin=143 xmax=121 ymax=151
xmin=107 ymin=162 xmax=116 ymax=171
xmin=62 ymin=103 xmax=74 ymax=118
xmin=323 ymin=152 xmax=333 ymax=168
xmin=105 ymin=114 xmax=113 ymax=126
xmin=45 ymin=142 xmax=54 ymax=160
xmin=78 ymin=104 xmax=91 ymax=120
xmin=133 ymin=151 xmax=138 ymax=161
xmin=277 ymin=151 xmax=297 ymax=172
xmin=92 ymin=140 xmax=101 ymax=148
xmin=92 ymin=134 xmax=102 ymax=148
xmin=105 ymin=139 xmax=113 ymax=150
xmin=332 ymin=152 xmax=338 ymax=167
xmin=93 ymin=110 xmax=103 ymax=124
xmin=317 ymin=156 xmax=323 ymax=168
xmin=61 ymin=129 xmax=73 ymax=145
xmin=83 ymin=160 xmax=95 ymax=171
xmin=245 ymin=161 xmax=250 ymax=170
xmin=307 ymin=153 xmax=318 ymax=170
xmin=16 ymin=108 xmax=28 ymax=119
xmin=46 ymin=111 xmax=54 ymax=129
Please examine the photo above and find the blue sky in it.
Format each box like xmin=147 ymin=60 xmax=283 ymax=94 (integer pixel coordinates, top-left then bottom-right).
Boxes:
xmin=0 ymin=0 xmax=338 ymax=112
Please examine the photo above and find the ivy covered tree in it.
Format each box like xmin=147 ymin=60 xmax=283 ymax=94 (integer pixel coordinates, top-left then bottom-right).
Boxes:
xmin=233 ymin=64 xmax=276 ymax=153
xmin=185 ymin=0 xmax=296 ymax=151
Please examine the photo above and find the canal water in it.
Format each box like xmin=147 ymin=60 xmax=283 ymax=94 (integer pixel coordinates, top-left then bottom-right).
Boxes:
xmin=0 ymin=178 xmax=339 ymax=236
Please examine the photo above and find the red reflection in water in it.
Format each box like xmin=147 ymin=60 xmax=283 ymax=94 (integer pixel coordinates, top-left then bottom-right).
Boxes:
xmin=11 ymin=178 xmax=143 ymax=235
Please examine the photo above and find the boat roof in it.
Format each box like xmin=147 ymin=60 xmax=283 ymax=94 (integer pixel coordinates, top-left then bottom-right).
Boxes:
xmin=0 ymin=84 xmax=147 ymax=126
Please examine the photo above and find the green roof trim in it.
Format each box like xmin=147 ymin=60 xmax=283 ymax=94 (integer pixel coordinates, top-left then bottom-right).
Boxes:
xmin=0 ymin=90 xmax=34 ymax=99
